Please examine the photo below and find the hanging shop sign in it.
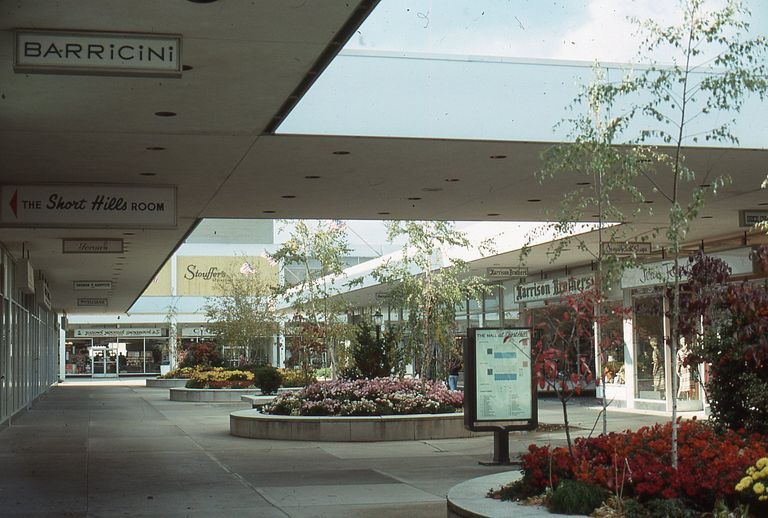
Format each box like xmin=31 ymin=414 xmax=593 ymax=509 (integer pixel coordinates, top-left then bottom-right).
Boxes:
xmin=621 ymin=247 xmax=755 ymax=289
xmin=74 ymin=327 xmax=164 ymax=338
xmin=63 ymin=239 xmax=124 ymax=254
xmin=180 ymin=327 xmax=214 ymax=337
xmin=15 ymin=258 xmax=35 ymax=294
xmin=486 ymin=266 xmax=528 ymax=279
xmin=14 ymin=30 xmax=182 ymax=77
xmin=1 ymin=184 xmax=176 ymax=228
xmin=74 ymin=280 xmax=113 ymax=290
xmin=739 ymin=210 xmax=768 ymax=228
xmin=34 ymin=275 xmax=51 ymax=310
xmin=601 ymin=241 xmax=652 ymax=256
xmin=464 ymin=327 xmax=537 ymax=431
xmin=513 ymin=274 xmax=594 ymax=304
xmin=77 ymin=297 xmax=108 ymax=307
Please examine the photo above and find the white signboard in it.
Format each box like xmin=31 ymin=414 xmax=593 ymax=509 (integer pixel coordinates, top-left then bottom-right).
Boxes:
xmin=63 ymin=239 xmax=123 ymax=254
xmin=180 ymin=327 xmax=214 ymax=337
xmin=621 ymin=247 xmax=755 ymax=289
xmin=514 ymin=274 xmax=594 ymax=304
xmin=74 ymin=327 xmax=164 ymax=338
xmin=74 ymin=280 xmax=113 ymax=290
xmin=601 ymin=241 xmax=653 ymax=256
xmin=77 ymin=297 xmax=108 ymax=307
xmin=487 ymin=266 xmax=528 ymax=279
xmin=474 ymin=328 xmax=533 ymax=421
xmin=1 ymin=185 xmax=176 ymax=228
xmin=15 ymin=30 xmax=182 ymax=77
xmin=740 ymin=210 xmax=768 ymax=228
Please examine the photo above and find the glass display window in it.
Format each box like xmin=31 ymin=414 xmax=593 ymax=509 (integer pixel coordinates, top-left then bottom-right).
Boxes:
xmin=65 ymin=338 xmax=92 ymax=375
xmin=633 ymin=292 xmax=666 ymax=400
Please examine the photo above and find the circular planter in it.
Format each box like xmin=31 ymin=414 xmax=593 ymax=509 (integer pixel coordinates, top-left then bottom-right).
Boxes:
xmin=229 ymin=410 xmax=488 ymax=441
xmin=447 ymin=472 xmax=579 ymax=517
xmin=146 ymin=378 xmax=189 ymax=388
xmin=170 ymin=387 xmax=259 ymax=402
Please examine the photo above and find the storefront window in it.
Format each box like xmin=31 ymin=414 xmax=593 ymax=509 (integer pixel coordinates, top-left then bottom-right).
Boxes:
xmin=600 ymin=302 xmax=626 ymax=386
xmin=65 ymin=339 xmax=92 ymax=375
xmin=144 ymin=339 xmax=165 ymax=373
xmin=120 ymin=339 xmax=145 ymax=373
xmin=633 ymin=293 xmax=666 ymax=400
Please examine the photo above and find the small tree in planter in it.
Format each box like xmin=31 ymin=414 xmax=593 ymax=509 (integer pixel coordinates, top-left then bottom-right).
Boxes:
xmin=351 ymin=321 xmax=400 ymax=379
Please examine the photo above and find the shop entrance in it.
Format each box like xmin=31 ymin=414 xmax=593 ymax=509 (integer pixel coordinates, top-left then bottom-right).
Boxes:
xmin=92 ymin=346 xmax=118 ymax=377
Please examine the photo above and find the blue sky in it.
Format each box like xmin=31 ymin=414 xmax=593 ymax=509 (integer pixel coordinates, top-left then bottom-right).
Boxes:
xmin=279 ymin=1 xmax=768 ymax=147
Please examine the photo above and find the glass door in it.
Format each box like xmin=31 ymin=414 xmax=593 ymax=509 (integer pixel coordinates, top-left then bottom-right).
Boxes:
xmin=91 ymin=346 xmax=118 ymax=377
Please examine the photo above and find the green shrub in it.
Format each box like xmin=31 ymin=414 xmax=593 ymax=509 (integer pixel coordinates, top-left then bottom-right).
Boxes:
xmin=643 ymin=498 xmax=698 ymax=518
xmin=279 ymin=368 xmax=316 ymax=387
xmin=314 ymin=367 xmax=331 ymax=378
xmin=547 ymin=479 xmax=607 ymax=515
xmin=351 ymin=321 xmax=395 ymax=379
xmin=253 ymin=366 xmax=282 ymax=394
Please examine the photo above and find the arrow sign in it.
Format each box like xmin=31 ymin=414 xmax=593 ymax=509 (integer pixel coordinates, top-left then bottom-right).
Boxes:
xmin=9 ymin=190 xmax=17 ymax=218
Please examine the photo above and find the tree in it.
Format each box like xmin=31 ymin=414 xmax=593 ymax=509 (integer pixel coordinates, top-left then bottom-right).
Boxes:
xmin=271 ymin=220 xmax=354 ymax=379
xmin=351 ymin=321 xmax=401 ymax=379
xmin=371 ymin=221 xmax=494 ymax=381
xmin=203 ymin=261 xmax=278 ymax=365
xmin=540 ymin=0 xmax=767 ymax=466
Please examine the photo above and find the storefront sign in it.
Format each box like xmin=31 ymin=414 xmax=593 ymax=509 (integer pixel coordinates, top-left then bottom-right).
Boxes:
xmin=176 ymin=256 xmax=277 ymax=296
xmin=77 ymin=297 xmax=108 ymax=307
xmin=74 ymin=327 xmax=164 ymax=338
xmin=15 ymin=258 xmax=35 ymax=294
xmin=621 ymin=247 xmax=756 ymax=289
xmin=464 ymin=327 xmax=537 ymax=432
xmin=74 ymin=280 xmax=113 ymax=290
xmin=14 ymin=30 xmax=182 ymax=77
xmin=514 ymin=274 xmax=594 ymax=304
xmin=63 ymin=239 xmax=124 ymax=254
xmin=34 ymin=276 xmax=51 ymax=310
xmin=1 ymin=184 xmax=177 ymax=228
xmin=601 ymin=241 xmax=652 ymax=256
xmin=739 ymin=210 xmax=768 ymax=228
xmin=180 ymin=327 xmax=214 ymax=337
xmin=486 ymin=266 xmax=528 ymax=279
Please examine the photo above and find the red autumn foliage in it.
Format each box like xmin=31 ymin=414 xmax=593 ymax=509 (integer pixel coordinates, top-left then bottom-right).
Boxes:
xmin=521 ymin=419 xmax=768 ymax=510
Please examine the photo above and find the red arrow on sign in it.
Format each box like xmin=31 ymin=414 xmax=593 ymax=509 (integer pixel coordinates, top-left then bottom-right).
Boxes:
xmin=9 ymin=190 xmax=18 ymax=218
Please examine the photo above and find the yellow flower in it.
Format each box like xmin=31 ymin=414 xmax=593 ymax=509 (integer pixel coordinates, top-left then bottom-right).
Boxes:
xmin=754 ymin=482 xmax=766 ymax=495
xmin=756 ymin=457 xmax=768 ymax=469
xmin=741 ymin=476 xmax=754 ymax=487
xmin=760 ymin=495 xmax=768 ymax=502
xmin=748 ymin=467 xmax=757 ymax=475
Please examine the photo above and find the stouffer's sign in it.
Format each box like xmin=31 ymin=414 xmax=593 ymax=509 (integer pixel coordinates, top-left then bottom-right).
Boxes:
xmin=183 ymin=265 xmax=228 ymax=281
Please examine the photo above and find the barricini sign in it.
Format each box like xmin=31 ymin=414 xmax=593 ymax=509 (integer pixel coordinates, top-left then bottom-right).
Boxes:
xmin=1 ymin=185 xmax=176 ymax=228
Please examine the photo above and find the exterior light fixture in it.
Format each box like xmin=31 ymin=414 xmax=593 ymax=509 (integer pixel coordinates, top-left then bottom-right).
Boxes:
xmin=373 ymin=310 xmax=383 ymax=341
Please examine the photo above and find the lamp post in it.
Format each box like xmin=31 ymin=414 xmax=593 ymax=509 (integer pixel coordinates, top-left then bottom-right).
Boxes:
xmin=373 ymin=310 xmax=383 ymax=342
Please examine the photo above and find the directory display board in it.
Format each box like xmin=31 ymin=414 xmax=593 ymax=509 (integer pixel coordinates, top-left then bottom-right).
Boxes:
xmin=464 ymin=327 xmax=537 ymax=431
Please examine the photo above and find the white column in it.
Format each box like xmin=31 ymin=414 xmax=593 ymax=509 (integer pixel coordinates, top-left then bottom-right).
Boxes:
xmin=623 ymin=289 xmax=635 ymax=410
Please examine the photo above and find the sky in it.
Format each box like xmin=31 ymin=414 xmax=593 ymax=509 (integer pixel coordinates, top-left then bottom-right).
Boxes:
xmin=279 ymin=0 xmax=768 ymax=146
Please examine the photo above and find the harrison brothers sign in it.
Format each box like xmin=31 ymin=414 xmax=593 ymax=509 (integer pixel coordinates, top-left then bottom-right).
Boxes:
xmin=14 ymin=30 xmax=182 ymax=77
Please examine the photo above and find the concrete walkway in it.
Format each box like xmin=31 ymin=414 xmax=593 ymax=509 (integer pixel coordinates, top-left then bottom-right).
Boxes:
xmin=0 ymin=380 xmax=670 ymax=517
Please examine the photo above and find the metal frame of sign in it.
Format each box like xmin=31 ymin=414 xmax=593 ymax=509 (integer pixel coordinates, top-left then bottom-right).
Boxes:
xmin=464 ymin=327 xmax=538 ymax=433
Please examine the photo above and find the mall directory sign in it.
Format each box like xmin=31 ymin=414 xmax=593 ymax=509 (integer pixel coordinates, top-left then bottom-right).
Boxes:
xmin=464 ymin=327 xmax=537 ymax=432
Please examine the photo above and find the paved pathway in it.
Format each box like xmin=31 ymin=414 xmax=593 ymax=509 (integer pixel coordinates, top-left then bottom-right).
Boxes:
xmin=0 ymin=380 xmax=673 ymax=517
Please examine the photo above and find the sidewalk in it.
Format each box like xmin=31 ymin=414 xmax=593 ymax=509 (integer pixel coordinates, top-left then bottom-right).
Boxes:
xmin=0 ymin=382 xmax=671 ymax=517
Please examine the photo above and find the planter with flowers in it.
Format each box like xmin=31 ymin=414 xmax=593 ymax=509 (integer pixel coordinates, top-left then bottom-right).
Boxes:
xmin=230 ymin=377 xmax=478 ymax=441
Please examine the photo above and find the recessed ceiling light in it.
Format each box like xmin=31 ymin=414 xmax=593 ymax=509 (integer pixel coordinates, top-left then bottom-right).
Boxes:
xmin=527 ymin=199 xmax=541 ymax=202
xmin=408 ymin=197 xmax=422 ymax=201
xmin=490 ymin=155 xmax=507 ymax=159
xmin=332 ymin=151 xmax=350 ymax=155
xmin=643 ymin=200 xmax=654 ymax=204
xmin=592 ymin=214 xmax=602 ymax=218
xmin=123 ymin=232 xmax=135 ymax=236
xmin=182 ymin=65 xmax=194 ymax=71
xmin=187 ymin=0 xmax=219 ymax=3
xmin=140 ymin=172 xmax=156 ymax=177
xmin=700 ymin=183 xmax=711 ymax=188
xmin=576 ymin=182 xmax=591 ymax=186
xmin=444 ymin=178 xmax=460 ymax=182
xmin=759 ymin=202 xmax=768 ymax=206
xmin=281 ymin=195 xmax=296 ymax=199
xmin=487 ymin=213 xmax=500 ymax=217
xmin=377 ymin=211 xmax=391 ymax=215
xmin=145 ymin=146 xmax=165 ymax=151
xmin=701 ymin=215 xmax=713 ymax=219
xmin=154 ymin=111 xmax=177 ymax=117
xmin=263 ymin=210 xmax=276 ymax=214
xmin=304 ymin=175 xmax=321 ymax=179
xmin=422 ymin=187 xmax=443 ymax=192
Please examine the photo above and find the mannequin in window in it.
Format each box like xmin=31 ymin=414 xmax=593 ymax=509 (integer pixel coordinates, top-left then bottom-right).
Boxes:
xmin=650 ymin=337 xmax=665 ymax=398
xmin=677 ymin=338 xmax=694 ymax=399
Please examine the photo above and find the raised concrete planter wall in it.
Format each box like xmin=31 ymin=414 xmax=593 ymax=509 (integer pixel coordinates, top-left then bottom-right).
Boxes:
xmin=170 ymin=387 xmax=258 ymax=402
xmin=146 ymin=378 xmax=189 ymax=388
xmin=230 ymin=410 xmax=486 ymax=441
xmin=447 ymin=472 xmax=579 ymax=517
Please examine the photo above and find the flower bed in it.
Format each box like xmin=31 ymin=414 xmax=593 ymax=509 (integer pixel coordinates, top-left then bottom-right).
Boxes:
xmin=261 ymin=377 xmax=463 ymax=416
xmin=184 ymin=368 xmax=254 ymax=389
xmin=491 ymin=419 xmax=768 ymax=516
